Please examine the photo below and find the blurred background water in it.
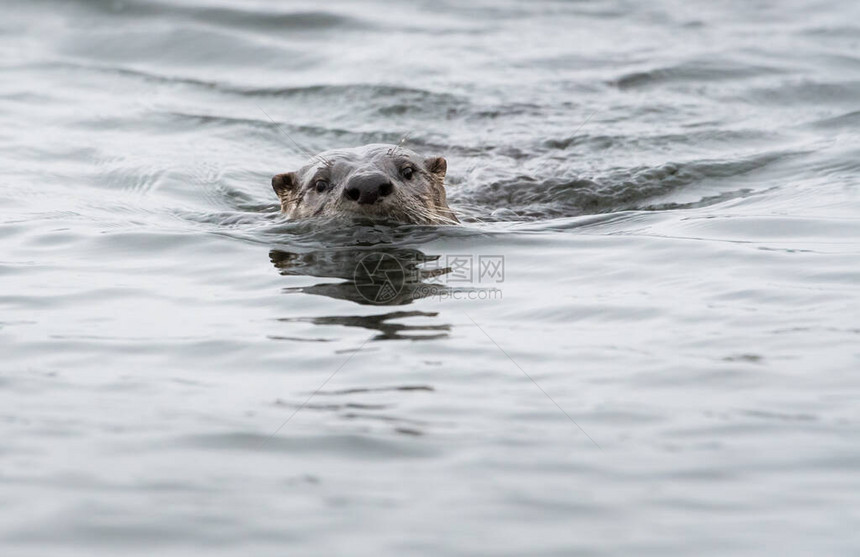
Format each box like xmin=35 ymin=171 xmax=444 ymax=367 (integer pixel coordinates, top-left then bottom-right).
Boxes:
xmin=1 ymin=0 xmax=859 ymax=554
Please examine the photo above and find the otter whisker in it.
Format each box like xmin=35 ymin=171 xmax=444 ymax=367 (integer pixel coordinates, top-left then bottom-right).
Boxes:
xmin=387 ymin=131 xmax=413 ymax=157
xmin=402 ymin=193 xmax=454 ymax=225
xmin=404 ymin=206 xmax=427 ymax=225
xmin=396 ymin=201 xmax=422 ymax=224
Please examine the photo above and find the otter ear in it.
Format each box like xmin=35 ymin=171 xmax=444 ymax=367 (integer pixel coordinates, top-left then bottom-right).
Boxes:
xmin=272 ymin=172 xmax=297 ymax=196
xmin=424 ymin=157 xmax=447 ymax=179
xmin=272 ymin=172 xmax=298 ymax=208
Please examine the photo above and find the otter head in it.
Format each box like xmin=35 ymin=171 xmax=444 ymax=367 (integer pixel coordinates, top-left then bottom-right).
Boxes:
xmin=272 ymin=144 xmax=458 ymax=225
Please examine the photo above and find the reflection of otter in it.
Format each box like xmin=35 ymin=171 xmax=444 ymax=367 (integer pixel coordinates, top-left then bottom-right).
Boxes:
xmin=271 ymin=144 xmax=458 ymax=225
xmin=269 ymin=247 xmax=455 ymax=340
xmin=269 ymin=247 xmax=450 ymax=306
xmin=279 ymin=310 xmax=450 ymax=341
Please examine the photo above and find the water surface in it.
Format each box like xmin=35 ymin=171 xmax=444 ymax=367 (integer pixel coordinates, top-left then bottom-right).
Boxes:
xmin=2 ymin=0 xmax=860 ymax=555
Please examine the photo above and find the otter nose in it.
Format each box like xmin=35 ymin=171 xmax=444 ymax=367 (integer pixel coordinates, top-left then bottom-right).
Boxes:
xmin=344 ymin=173 xmax=394 ymax=205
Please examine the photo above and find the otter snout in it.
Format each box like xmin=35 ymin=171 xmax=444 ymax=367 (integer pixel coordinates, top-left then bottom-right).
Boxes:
xmin=344 ymin=173 xmax=394 ymax=205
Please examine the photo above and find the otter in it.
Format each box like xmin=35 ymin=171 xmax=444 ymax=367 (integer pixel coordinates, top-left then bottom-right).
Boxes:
xmin=272 ymin=144 xmax=458 ymax=225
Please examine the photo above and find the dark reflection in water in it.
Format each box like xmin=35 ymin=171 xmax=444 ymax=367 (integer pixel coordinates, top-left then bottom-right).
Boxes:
xmin=269 ymin=245 xmax=455 ymax=339
xmin=319 ymin=385 xmax=435 ymax=395
xmin=272 ymin=396 xmax=430 ymax=437
xmin=269 ymin=245 xmax=451 ymax=306
xmin=278 ymin=310 xmax=449 ymax=341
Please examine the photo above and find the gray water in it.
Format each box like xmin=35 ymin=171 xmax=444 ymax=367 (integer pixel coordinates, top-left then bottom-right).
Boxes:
xmin=2 ymin=0 xmax=860 ymax=555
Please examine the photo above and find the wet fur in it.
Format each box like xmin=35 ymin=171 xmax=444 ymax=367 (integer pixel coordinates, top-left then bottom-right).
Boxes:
xmin=272 ymin=144 xmax=458 ymax=225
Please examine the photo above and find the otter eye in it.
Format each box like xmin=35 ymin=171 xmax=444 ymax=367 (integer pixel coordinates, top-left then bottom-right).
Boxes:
xmin=315 ymin=179 xmax=329 ymax=193
xmin=401 ymin=166 xmax=414 ymax=180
